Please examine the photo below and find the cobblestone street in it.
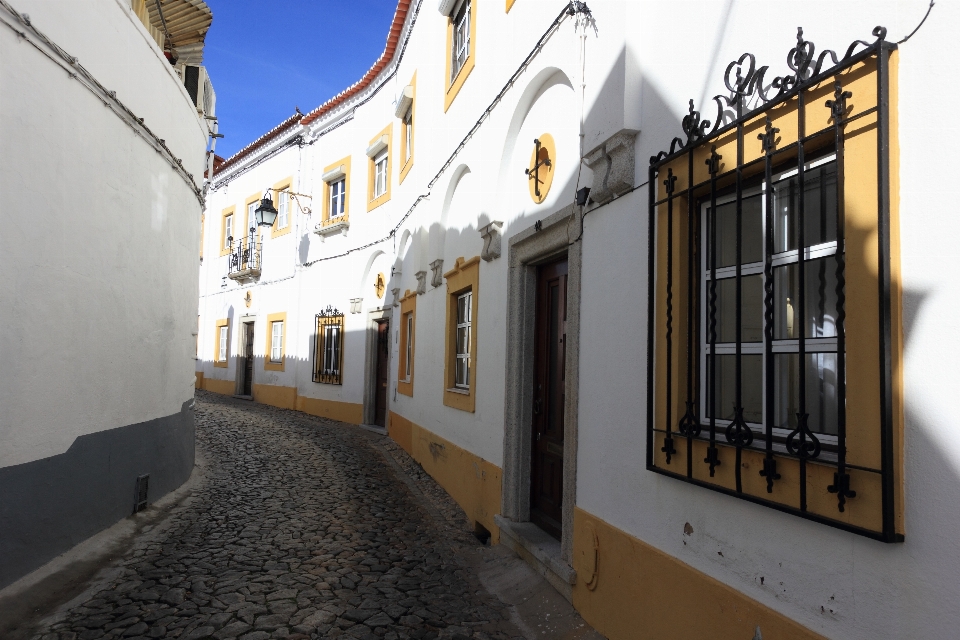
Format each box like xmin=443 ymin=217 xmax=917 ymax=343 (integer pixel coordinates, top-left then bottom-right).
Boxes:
xmin=25 ymin=392 xmax=575 ymax=640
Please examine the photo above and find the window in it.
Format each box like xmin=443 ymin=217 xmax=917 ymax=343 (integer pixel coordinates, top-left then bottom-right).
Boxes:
xmin=398 ymin=290 xmax=416 ymax=396
xmin=405 ymin=314 xmax=414 ymax=379
xmin=270 ymin=321 xmax=283 ymax=362
xmin=451 ymin=0 xmax=470 ymax=82
xmin=314 ymin=305 xmax=345 ymax=385
xmin=374 ymin=150 xmax=388 ymax=199
xmin=647 ymin=32 xmax=902 ymax=542
xmin=396 ymin=74 xmax=416 ymax=183
xmin=443 ymin=256 xmax=480 ymax=411
xmin=264 ymin=312 xmax=286 ymax=371
xmin=455 ymin=291 xmax=472 ymax=388
xmin=366 ymin=126 xmax=392 ymax=211
xmin=214 ymin=318 xmax=230 ymax=367
xmin=444 ymin=0 xmax=476 ymax=111
xmin=271 ymin=179 xmax=294 ymax=238
xmin=277 ymin=191 xmax=289 ymax=229
xmin=221 ymin=208 xmax=235 ymax=256
xmin=330 ymin=179 xmax=345 ymax=217
xmin=321 ymin=157 xmax=351 ymax=227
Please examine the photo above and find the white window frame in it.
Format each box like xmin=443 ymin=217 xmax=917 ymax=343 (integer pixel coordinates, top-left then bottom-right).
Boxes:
xmin=218 ymin=325 xmax=228 ymax=361
xmin=699 ymin=153 xmax=840 ymax=446
xmin=373 ymin=150 xmax=388 ymax=199
xmin=454 ymin=290 xmax=472 ymax=389
xmin=277 ymin=190 xmax=289 ymax=229
xmin=224 ymin=214 xmax=233 ymax=248
xmin=322 ymin=325 xmax=341 ymax=376
xmin=451 ymin=0 xmax=470 ymax=83
xmin=330 ymin=178 xmax=345 ymax=217
xmin=404 ymin=312 xmax=414 ymax=381
xmin=270 ymin=320 xmax=283 ymax=363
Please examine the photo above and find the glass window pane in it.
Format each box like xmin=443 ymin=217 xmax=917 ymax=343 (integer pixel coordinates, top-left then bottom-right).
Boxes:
xmin=774 ymin=258 xmax=839 ymax=339
xmin=773 ymin=161 xmax=838 ymax=254
xmin=774 ymin=353 xmax=838 ymax=435
xmin=457 ymin=326 xmax=467 ymax=354
xmin=714 ymin=275 xmax=762 ymax=343
xmin=706 ymin=354 xmax=762 ymax=424
xmin=710 ymin=194 xmax=762 ymax=268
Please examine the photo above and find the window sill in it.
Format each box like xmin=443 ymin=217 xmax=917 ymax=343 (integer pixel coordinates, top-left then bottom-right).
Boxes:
xmin=446 ymin=386 xmax=470 ymax=395
xmin=314 ymin=217 xmax=349 ymax=240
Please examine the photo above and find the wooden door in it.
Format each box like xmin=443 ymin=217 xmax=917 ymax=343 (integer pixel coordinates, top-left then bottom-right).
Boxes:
xmin=242 ymin=323 xmax=254 ymax=396
xmin=374 ymin=320 xmax=390 ymax=427
xmin=530 ymin=258 xmax=567 ymax=539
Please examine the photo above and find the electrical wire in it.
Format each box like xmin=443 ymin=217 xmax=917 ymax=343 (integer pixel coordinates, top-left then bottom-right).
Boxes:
xmin=302 ymin=0 xmax=592 ymax=267
xmin=898 ymin=0 xmax=934 ymax=44
xmin=0 ymin=0 xmax=204 ymax=204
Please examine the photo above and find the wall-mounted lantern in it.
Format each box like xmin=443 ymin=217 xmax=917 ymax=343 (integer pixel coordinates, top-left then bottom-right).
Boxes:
xmin=254 ymin=190 xmax=278 ymax=227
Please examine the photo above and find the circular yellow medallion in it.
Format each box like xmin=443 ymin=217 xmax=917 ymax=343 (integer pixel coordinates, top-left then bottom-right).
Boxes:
xmin=526 ymin=133 xmax=555 ymax=204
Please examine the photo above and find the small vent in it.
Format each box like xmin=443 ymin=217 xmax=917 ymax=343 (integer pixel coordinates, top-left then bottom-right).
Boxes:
xmin=134 ymin=474 xmax=149 ymax=513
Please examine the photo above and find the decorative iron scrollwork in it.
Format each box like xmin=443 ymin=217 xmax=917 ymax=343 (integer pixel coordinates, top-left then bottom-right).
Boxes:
xmin=650 ymin=26 xmax=887 ymax=164
xmin=827 ymin=472 xmax=857 ymax=512
xmin=678 ymin=401 xmax=700 ymax=437
xmin=317 ymin=304 xmax=342 ymax=317
xmin=724 ymin=406 xmax=754 ymax=447
xmin=785 ymin=413 xmax=822 ymax=459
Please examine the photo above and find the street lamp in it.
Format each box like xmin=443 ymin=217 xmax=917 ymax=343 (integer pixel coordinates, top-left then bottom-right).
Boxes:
xmin=254 ymin=190 xmax=278 ymax=227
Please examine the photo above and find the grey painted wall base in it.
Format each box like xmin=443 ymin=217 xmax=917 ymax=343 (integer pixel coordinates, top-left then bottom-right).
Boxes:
xmin=0 ymin=399 xmax=195 ymax=589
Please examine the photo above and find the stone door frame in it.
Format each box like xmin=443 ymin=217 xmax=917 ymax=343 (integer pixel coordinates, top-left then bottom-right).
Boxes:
xmin=362 ymin=307 xmax=393 ymax=426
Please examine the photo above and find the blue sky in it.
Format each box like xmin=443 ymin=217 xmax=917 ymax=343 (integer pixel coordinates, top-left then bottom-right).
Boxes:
xmin=203 ymin=0 xmax=397 ymax=159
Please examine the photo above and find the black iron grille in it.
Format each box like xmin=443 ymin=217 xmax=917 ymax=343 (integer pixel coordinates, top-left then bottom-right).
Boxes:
xmin=134 ymin=474 xmax=149 ymax=513
xmin=314 ymin=306 xmax=345 ymax=385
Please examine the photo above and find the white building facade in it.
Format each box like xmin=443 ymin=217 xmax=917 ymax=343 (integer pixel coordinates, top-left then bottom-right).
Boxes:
xmin=0 ymin=0 xmax=214 ymax=589
xmin=198 ymin=1 xmax=960 ymax=638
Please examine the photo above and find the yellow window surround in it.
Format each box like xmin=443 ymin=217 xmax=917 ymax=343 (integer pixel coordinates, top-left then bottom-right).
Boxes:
xmin=443 ymin=256 xmax=480 ymax=412
xmin=647 ymin=47 xmax=903 ymax=541
xmin=264 ymin=312 xmax=287 ymax=371
xmin=398 ymin=290 xmax=417 ymax=397
xmin=443 ymin=0 xmax=477 ymax=113
xmin=397 ymin=72 xmax=417 ymax=184
xmin=214 ymin=318 xmax=230 ymax=368
xmin=506 ymin=0 xmax=516 ymax=12
xmin=366 ymin=124 xmax=393 ymax=211
xmin=321 ymin=156 xmax=352 ymax=225
xmin=270 ymin=177 xmax=294 ymax=239
xmin=219 ymin=206 xmax=236 ymax=257
xmin=242 ymin=192 xmax=264 ymax=247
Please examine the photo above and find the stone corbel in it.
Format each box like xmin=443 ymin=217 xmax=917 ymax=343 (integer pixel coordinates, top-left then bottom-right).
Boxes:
xmin=415 ymin=270 xmax=427 ymax=295
xmin=429 ymin=259 xmax=444 ymax=288
xmin=349 ymin=298 xmax=363 ymax=314
xmin=479 ymin=221 xmax=503 ymax=262
xmin=391 ymin=288 xmax=400 ymax=307
xmin=583 ymin=129 xmax=639 ymax=205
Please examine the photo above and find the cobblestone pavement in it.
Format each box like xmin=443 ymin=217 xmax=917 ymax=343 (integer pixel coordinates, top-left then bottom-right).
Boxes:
xmin=33 ymin=391 xmax=526 ymax=640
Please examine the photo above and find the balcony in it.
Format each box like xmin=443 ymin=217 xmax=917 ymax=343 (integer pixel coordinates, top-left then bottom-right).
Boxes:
xmin=226 ymin=237 xmax=261 ymax=282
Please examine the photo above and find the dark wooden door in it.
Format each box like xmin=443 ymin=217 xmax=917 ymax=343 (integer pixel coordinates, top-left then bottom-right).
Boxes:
xmin=374 ymin=320 xmax=390 ymax=427
xmin=530 ymin=258 xmax=567 ymax=539
xmin=242 ymin=323 xmax=254 ymax=396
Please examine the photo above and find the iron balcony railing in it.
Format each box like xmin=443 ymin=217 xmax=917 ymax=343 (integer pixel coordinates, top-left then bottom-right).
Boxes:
xmin=226 ymin=236 xmax=262 ymax=281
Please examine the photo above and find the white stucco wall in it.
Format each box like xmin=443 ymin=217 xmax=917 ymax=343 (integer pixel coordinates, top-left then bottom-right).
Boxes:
xmin=0 ymin=0 xmax=207 ymax=468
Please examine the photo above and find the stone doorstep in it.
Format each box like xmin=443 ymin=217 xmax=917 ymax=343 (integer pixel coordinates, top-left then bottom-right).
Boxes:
xmin=494 ymin=515 xmax=577 ymax=603
xmin=232 ymin=395 xmax=253 ymax=401
xmin=358 ymin=424 xmax=387 ymax=436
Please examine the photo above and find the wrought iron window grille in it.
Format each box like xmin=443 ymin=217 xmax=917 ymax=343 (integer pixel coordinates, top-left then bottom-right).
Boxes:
xmin=314 ymin=305 xmax=345 ymax=385
xmin=646 ymin=27 xmax=901 ymax=542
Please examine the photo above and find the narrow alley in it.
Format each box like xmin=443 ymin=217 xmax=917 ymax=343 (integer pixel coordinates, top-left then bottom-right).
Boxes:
xmin=17 ymin=392 xmax=597 ymax=640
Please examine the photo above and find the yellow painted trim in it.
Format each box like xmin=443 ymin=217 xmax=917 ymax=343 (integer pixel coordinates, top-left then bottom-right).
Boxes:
xmin=213 ymin=318 xmax=230 ymax=368
xmin=270 ymin=177 xmax=294 ymax=239
xmin=202 ymin=377 xmax=234 ymax=395
xmin=650 ymin=55 xmax=904 ymax=537
xmin=399 ymin=71 xmax=417 ymax=184
xmin=571 ymin=507 xmax=825 ymax=640
xmin=264 ymin=312 xmax=287 ymax=371
xmin=296 ymin=396 xmax=364 ymax=425
xmin=219 ymin=206 xmax=236 ymax=257
xmin=253 ymin=383 xmax=297 ymax=410
xmin=397 ymin=290 xmax=416 ymax=397
xmin=195 ymin=371 xmax=204 ymax=390
xmin=321 ymin=155 xmax=352 ymax=225
xmin=443 ymin=0 xmax=477 ymax=113
xmin=443 ymin=256 xmax=480 ymax=412
xmin=389 ymin=411 xmax=501 ymax=542
xmin=505 ymin=0 xmax=516 ymax=12
xmin=367 ymin=124 xmax=393 ymax=212
xmin=527 ymin=133 xmax=556 ymax=204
